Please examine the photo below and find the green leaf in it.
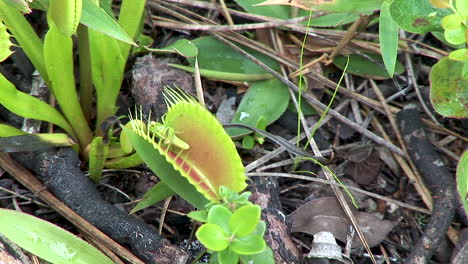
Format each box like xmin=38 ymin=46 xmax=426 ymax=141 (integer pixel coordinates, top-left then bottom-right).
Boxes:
xmin=2 ymin=0 xmax=31 ymax=13
xmin=169 ymin=64 xmax=273 ymax=82
xmin=429 ymin=57 xmax=468 ymax=118
xmin=231 ymin=234 xmax=266 ymax=255
xmin=32 ymin=0 xmax=136 ymax=45
xmin=196 ymin=224 xmax=230 ymax=252
xmin=81 ymin=0 xmax=135 ymax=45
xmin=379 ymin=1 xmax=400 ymax=77
xmin=306 ymin=12 xmax=360 ymax=27
xmin=208 ymin=205 xmax=233 ymax=233
xmin=242 ymin=135 xmax=255 ymax=149
xmin=253 ymin=221 xmax=266 ymax=237
xmin=116 ymin=0 xmax=145 ymax=57
xmin=431 ymin=31 xmax=466 ymax=48
xmin=0 ymin=124 xmax=26 ymax=137
xmin=456 ymin=0 xmax=468 ymax=19
xmin=441 ymin=14 xmax=462 ymax=30
xmin=449 ymin=48 xmax=468 ymax=61
xmin=147 ymin=39 xmax=198 ymax=58
xmin=104 ymin=152 xmax=143 ymax=169
xmin=227 ymin=78 xmax=290 ymax=138
xmin=234 ymin=0 xmax=290 ymax=19
xmin=0 ymin=209 xmax=114 ymax=264
xmin=239 ymin=246 xmax=275 ymax=264
xmin=218 ymin=248 xmax=239 ymax=264
xmin=0 ymin=74 xmax=75 ymax=137
xmin=43 ymin=25 xmax=92 ymax=147
xmin=0 ymin=133 xmax=75 ymax=152
xmin=457 ymin=151 xmax=468 ymax=215
xmin=130 ymin=181 xmax=176 ymax=214
xmin=333 ymin=53 xmax=405 ymax=79
xmin=390 ymin=0 xmax=451 ymax=33
xmin=88 ymin=137 xmax=109 ymax=183
xmin=188 ymin=36 xmax=280 ymax=76
xmin=444 ymin=25 xmax=467 ymax=45
xmin=229 ymin=205 xmax=261 ymax=237
xmin=88 ymin=28 xmax=125 ymax=129
xmin=187 ymin=210 xmax=209 ymax=222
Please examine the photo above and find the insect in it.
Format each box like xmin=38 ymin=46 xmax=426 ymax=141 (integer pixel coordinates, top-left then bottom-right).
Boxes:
xmin=147 ymin=121 xmax=189 ymax=150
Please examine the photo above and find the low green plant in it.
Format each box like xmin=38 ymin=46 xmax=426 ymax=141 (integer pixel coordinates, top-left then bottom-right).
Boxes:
xmin=0 ymin=0 xmax=148 ymax=181
xmin=188 ymin=186 xmax=274 ymax=264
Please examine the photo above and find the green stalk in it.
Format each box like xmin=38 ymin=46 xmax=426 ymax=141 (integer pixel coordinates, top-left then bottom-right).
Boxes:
xmin=0 ymin=0 xmax=49 ymax=85
xmin=43 ymin=25 xmax=92 ymax=148
xmin=77 ymin=24 xmax=93 ymax=122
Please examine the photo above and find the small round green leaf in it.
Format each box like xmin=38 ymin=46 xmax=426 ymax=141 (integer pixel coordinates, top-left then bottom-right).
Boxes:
xmin=208 ymin=205 xmax=233 ymax=233
xmin=441 ymin=14 xmax=462 ymax=30
xmin=449 ymin=48 xmax=468 ymax=61
xmin=187 ymin=210 xmax=209 ymax=223
xmin=196 ymin=224 xmax=230 ymax=252
xmin=231 ymin=234 xmax=266 ymax=255
xmin=390 ymin=0 xmax=451 ymax=33
xmin=457 ymin=151 xmax=468 ymax=215
xmin=0 ymin=209 xmax=113 ymax=264
xmin=254 ymin=221 xmax=267 ymax=237
xmin=218 ymin=248 xmax=239 ymax=264
xmin=239 ymin=246 xmax=275 ymax=264
xmin=444 ymin=25 xmax=467 ymax=45
xmin=430 ymin=57 xmax=468 ymax=118
xmin=229 ymin=205 xmax=261 ymax=237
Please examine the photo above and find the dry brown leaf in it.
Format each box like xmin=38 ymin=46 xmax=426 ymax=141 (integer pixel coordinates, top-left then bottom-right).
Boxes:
xmin=290 ymin=197 xmax=396 ymax=247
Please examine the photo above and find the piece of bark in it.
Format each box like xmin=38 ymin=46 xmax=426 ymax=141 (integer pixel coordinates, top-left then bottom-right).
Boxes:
xmin=397 ymin=105 xmax=457 ymax=264
xmin=249 ymin=176 xmax=302 ymax=264
xmin=11 ymin=148 xmax=188 ymax=264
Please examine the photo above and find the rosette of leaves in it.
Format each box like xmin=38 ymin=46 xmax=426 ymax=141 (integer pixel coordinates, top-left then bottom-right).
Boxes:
xmin=124 ymin=88 xmax=247 ymax=209
xmin=188 ymin=187 xmax=274 ymax=264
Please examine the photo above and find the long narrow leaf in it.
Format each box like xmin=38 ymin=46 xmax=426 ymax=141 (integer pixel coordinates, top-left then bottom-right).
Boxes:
xmin=0 ymin=123 xmax=26 ymax=137
xmin=44 ymin=25 xmax=92 ymax=147
xmin=82 ymin=0 xmax=136 ymax=45
xmin=379 ymin=1 xmax=399 ymax=77
xmin=0 ymin=74 xmax=75 ymax=137
xmin=0 ymin=133 xmax=75 ymax=152
xmin=117 ymin=0 xmax=145 ymax=58
xmin=89 ymin=28 xmax=125 ymax=131
xmin=130 ymin=181 xmax=176 ymax=214
xmin=0 ymin=209 xmax=113 ymax=264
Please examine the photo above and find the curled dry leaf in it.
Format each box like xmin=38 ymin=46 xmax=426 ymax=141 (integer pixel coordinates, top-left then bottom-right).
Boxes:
xmin=344 ymin=150 xmax=383 ymax=185
xmin=289 ymin=197 xmax=397 ymax=248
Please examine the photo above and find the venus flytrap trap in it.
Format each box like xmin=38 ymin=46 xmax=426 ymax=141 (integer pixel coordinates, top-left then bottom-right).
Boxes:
xmin=125 ymin=87 xmax=247 ymax=208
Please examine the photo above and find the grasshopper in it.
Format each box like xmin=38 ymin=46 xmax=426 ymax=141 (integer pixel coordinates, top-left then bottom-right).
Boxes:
xmin=147 ymin=121 xmax=189 ymax=150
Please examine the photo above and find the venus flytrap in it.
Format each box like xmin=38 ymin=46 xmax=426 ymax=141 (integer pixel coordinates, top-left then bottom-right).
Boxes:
xmin=124 ymin=88 xmax=247 ymax=209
